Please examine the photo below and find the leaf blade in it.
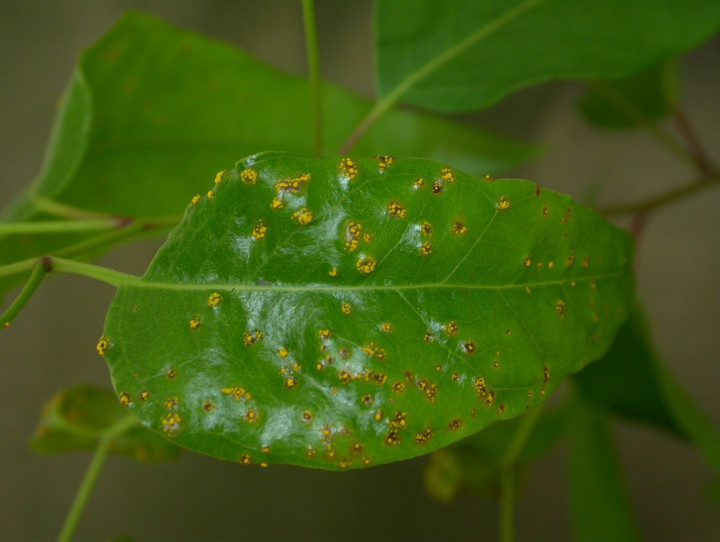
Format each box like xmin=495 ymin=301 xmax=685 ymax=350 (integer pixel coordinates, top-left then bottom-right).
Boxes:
xmin=101 ymin=152 xmax=634 ymax=469
xmin=376 ymin=0 xmax=720 ymax=112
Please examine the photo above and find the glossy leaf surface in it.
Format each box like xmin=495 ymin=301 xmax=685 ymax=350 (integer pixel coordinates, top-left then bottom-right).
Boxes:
xmin=30 ymin=385 xmax=180 ymax=462
xmin=376 ymin=0 xmax=720 ymax=112
xmin=101 ymin=152 xmax=634 ymax=470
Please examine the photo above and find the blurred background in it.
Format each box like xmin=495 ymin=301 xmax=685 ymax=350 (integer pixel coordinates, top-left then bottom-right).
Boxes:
xmin=1 ymin=1 xmax=719 ymax=540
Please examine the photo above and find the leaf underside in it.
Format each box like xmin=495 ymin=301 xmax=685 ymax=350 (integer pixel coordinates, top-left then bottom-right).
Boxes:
xmin=101 ymin=153 xmax=633 ymax=470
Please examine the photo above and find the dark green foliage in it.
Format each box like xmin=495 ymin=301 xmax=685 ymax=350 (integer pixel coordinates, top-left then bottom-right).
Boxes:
xmin=101 ymin=152 xmax=633 ymax=469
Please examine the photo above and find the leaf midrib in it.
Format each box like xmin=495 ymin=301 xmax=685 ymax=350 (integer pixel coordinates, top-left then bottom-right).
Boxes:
xmin=127 ymin=272 xmax=621 ymax=292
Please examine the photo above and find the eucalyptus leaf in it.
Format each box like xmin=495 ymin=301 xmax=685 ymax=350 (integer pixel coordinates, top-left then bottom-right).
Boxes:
xmin=30 ymin=384 xmax=180 ymax=462
xmin=578 ymin=60 xmax=678 ymax=129
xmin=567 ymin=397 xmax=641 ymax=542
xmin=1 ymin=11 xmax=537 ymax=301
xmin=100 ymin=152 xmax=633 ymax=470
xmin=375 ymin=0 xmax=720 ymax=113
xmin=22 ymin=11 xmax=536 ymax=218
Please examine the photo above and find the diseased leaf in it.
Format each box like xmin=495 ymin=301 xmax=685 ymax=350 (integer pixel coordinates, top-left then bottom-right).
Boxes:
xmin=0 ymin=11 xmax=537 ymax=301
xmin=424 ymin=405 xmax=567 ymax=501
xmin=578 ymin=60 xmax=678 ymax=129
xmin=30 ymin=384 xmax=180 ymax=462
xmin=100 ymin=152 xmax=634 ymax=470
xmin=567 ymin=397 xmax=641 ymax=542
xmin=375 ymin=0 xmax=720 ymax=113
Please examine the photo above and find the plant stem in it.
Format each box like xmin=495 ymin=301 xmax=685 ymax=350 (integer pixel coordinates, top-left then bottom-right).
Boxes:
xmin=338 ymin=0 xmax=545 ymax=154
xmin=0 ymin=218 xmax=121 ymax=236
xmin=672 ymin=106 xmax=715 ymax=176
xmin=57 ymin=415 xmax=138 ymax=542
xmin=499 ymin=468 xmax=516 ymax=542
xmin=0 ymin=215 xmax=179 ymax=281
xmin=0 ymin=258 xmax=50 ymax=328
xmin=497 ymin=403 xmax=545 ymax=542
xmin=598 ymin=173 xmax=720 ymax=216
xmin=302 ymin=0 xmax=323 ymax=157
xmin=48 ymin=257 xmax=138 ymax=287
xmin=33 ymin=198 xmax=110 ymax=220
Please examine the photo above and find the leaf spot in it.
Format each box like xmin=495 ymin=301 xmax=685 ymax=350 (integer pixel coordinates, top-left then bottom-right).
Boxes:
xmin=160 ymin=413 xmax=181 ymax=436
xmin=251 ymin=219 xmax=268 ymax=240
xmin=496 ymin=196 xmax=511 ymax=211
xmin=240 ymin=168 xmax=258 ymax=184
xmin=356 ymin=255 xmax=377 ymax=274
xmin=387 ymin=201 xmax=406 ymax=219
xmin=339 ymin=157 xmax=358 ymax=179
xmin=96 ymin=336 xmax=109 ymax=356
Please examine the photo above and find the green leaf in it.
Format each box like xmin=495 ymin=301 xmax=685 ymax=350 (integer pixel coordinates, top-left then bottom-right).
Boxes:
xmin=578 ymin=60 xmax=678 ymax=129
xmin=23 ymin=11 xmax=536 ymax=216
xmin=0 ymin=11 xmax=537 ymax=301
xmin=100 ymin=152 xmax=634 ymax=470
xmin=567 ymin=397 xmax=641 ymax=542
xmin=375 ymin=0 xmax=720 ymax=113
xmin=424 ymin=404 xmax=567 ymax=501
xmin=574 ymin=304 xmax=720 ymax=475
xmin=573 ymin=304 xmax=679 ymax=435
xmin=30 ymin=384 xmax=180 ymax=462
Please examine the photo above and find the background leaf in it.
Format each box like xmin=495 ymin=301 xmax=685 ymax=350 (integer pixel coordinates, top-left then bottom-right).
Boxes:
xmin=30 ymin=384 xmax=180 ymax=462
xmin=0 ymin=11 xmax=537 ymax=302
xmin=567 ymin=396 xmax=641 ymax=542
xmin=423 ymin=404 xmax=567 ymax=502
xmin=375 ymin=0 xmax=720 ymax=112
xmin=101 ymin=152 xmax=633 ymax=470
xmin=578 ymin=60 xmax=678 ymax=129
xmin=574 ymin=304 xmax=720 ymax=475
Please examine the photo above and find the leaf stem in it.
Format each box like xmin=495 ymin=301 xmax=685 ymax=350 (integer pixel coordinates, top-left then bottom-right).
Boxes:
xmin=0 ymin=215 xmax=179 ymax=281
xmin=338 ymin=0 xmax=545 ymax=154
xmin=497 ymin=403 xmax=545 ymax=542
xmin=0 ymin=257 xmax=50 ymax=328
xmin=598 ymin=173 xmax=720 ymax=216
xmin=33 ymin=198 xmax=111 ymax=220
xmin=57 ymin=415 xmax=138 ymax=542
xmin=499 ymin=469 xmax=516 ymax=542
xmin=0 ymin=218 xmax=122 ymax=236
xmin=49 ymin=257 xmax=139 ymax=287
xmin=302 ymin=0 xmax=323 ymax=157
xmin=672 ymin=105 xmax=716 ymax=177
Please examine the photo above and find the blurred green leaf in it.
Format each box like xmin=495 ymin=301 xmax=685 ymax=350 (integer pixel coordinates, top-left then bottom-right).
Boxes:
xmin=424 ymin=405 xmax=568 ymax=502
xmin=1 ymin=11 xmax=537 ymax=302
xmin=574 ymin=304 xmax=720 ymax=475
xmin=567 ymin=397 xmax=641 ymax=542
xmin=101 ymin=152 xmax=633 ymax=470
xmin=578 ymin=60 xmax=678 ymax=129
xmin=30 ymin=384 xmax=180 ymax=462
xmin=574 ymin=305 xmax=679 ymax=435
xmin=375 ymin=0 xmax=720 ymax=112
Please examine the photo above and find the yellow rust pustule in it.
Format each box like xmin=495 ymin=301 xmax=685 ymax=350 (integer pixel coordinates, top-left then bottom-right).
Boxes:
xmin=339 ymin=157 xmax=358 ymax=179
xmin=240 ymin=168 xmax=258 ymax=184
